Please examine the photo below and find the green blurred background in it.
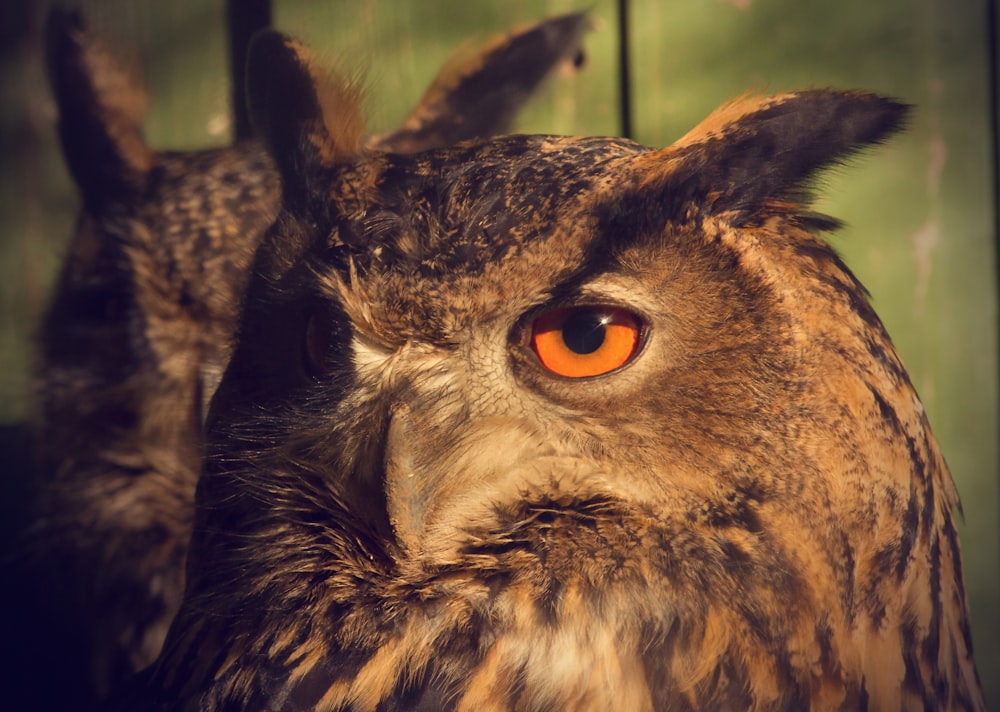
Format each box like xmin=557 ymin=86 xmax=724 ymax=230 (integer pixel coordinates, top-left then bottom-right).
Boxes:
xmin=1 ymin=0 xmax=997 ymax=704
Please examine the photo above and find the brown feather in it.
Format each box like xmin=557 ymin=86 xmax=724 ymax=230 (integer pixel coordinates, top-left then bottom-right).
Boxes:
xmin=105 ymin=30 xmax=984 ymax=712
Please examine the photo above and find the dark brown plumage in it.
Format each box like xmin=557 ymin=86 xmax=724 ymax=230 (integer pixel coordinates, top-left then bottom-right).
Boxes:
xmin=33 ymin=9 xmax=588 ymax=703
xmin=113 ymin=32 xmax=985 ymax=712
xmin=37 ymin=13 xmax=277 ymax=698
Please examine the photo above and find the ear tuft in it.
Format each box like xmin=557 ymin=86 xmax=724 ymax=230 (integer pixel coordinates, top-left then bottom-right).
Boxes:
xmin=46 ymin=7 xmax=153 ymax=207
xmin=246 ymin=31 xmax=365 ymax=185
xmin=371 ymin=11 xmax=591 ymax=153
xmin=636 ymin=90 xmax=910 ymax=224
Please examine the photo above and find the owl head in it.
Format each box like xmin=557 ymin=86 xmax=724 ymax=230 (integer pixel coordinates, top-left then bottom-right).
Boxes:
xmin=36 ymin=10 xmax=280 ymax=697
xmin=138 ymin=32 xmax=984 ymax=712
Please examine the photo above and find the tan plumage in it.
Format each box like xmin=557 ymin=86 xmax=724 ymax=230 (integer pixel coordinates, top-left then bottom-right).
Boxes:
xmin=34 ymin=9 xmax=588 ymax=702
xmin=113 ymin=31 xmax=985 ymax=711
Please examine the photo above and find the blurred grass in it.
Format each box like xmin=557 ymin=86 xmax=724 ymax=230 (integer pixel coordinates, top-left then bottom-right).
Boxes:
xmin=0 ymin=0 xmax=996 ymax=702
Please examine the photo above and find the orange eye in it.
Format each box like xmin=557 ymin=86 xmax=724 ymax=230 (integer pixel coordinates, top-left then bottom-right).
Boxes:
xmin=530 ymin=306 xmax=644 ymax=378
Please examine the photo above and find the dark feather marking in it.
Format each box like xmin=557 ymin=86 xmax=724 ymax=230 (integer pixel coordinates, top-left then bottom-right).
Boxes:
xmin=924 ymin=533 xmax=944 ymax=695
xmin=858 ymin=677 xmax=870 ymax=710
xmin=790 ymin=240 xmax=889 ymax=339
xmin=941 ymin=509 xmax=975 ymax=656
xmin=835 ymin=530 xmax=857 ymax=620
xmin=864 ymin=381 xmax=931 ymax=667
xmin=900 ymin=609 xmax=927 ymax=703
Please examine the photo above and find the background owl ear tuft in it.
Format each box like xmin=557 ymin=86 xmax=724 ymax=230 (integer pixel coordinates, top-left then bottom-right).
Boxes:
xmin=370 ymin=10 xmax=591 ymax=153
xmin=46 ymin=7 xmax=153 ymax=210
xmin=246 ymin=31 xmax=365 ymax=196
xmin=636 ymin=90 xmax=910 ymax=225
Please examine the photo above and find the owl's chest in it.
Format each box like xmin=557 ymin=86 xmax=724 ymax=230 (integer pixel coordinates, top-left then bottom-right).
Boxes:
xmin=303 ymin=504 xmax=801 ymax=711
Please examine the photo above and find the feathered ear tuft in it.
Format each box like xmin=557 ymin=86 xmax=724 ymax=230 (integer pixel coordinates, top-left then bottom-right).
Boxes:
xmin=45 ymin=7 xmax=153 ymax=209
xmin=246 ymin=31 xmax=365 ymax=198
xmin=633 ymin=90 xmax=910 ymax=225
xmin=370 ymin=10 xmax=591 ymax=153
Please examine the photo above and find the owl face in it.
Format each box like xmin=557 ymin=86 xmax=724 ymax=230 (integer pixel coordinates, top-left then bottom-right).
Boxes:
xmin=151 ymin=33 xmax=984 ymax=711
xmin=210 ymin=130 xmax=794 ymax=558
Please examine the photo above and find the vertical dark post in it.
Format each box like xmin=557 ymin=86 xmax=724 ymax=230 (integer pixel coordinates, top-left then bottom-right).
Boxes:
xmin=987 ymin=0 xmax=1000 ymax=580
xmin=617 ymin=0 xmax=633 ymax=140
xmin=989 ymin=0 xmax=999 ymax=292
xmin=226 ymin=0 xmax=272 ymax=141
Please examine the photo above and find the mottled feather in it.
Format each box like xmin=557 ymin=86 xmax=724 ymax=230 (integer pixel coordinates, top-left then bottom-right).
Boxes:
xmin=110 ymin=31 xmax=984 ymax=712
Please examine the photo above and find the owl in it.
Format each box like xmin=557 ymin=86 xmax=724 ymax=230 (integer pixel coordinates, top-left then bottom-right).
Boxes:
xmin=33 ymin=9 xmax=588 ymax=702
xmin=110 ymin=32 xmax=985 ymax=711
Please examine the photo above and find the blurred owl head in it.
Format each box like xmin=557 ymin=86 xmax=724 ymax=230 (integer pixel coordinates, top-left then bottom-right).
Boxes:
xmin=135 ymin=31 xmax=984 ymax=712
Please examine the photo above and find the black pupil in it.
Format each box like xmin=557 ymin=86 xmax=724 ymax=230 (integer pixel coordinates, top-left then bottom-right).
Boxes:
xmin=561 ymin=310 xmax=607 ymax=354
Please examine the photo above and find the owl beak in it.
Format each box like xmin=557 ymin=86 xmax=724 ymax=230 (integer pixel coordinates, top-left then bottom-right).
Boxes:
xmin=383 ymin=404 xmax=426 ymax=556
